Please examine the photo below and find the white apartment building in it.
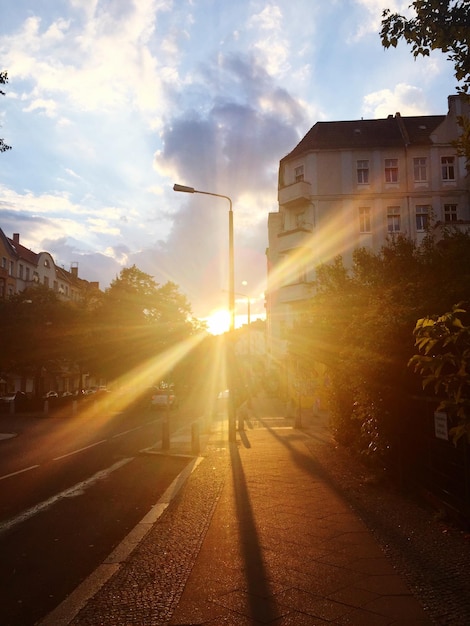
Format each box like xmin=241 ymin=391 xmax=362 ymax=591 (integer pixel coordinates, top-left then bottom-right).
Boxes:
xmin=266 ymin=94 xmax=470 ymax=387
xmin=0 ymin=230 xmax=99 ymax=302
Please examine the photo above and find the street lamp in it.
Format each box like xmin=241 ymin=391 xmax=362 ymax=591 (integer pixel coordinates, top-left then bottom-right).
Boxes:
xmin=173 ymin=183 xmax=236 ymax=441
xmin=173 ymin=184 xmax=235 ymax=332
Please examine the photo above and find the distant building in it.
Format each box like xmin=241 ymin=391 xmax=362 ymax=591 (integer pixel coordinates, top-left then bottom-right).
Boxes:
xmin=266 ymin=94 xmax=470 ymax=400
xmin=0 ymin=229 xmax=99 ymax=301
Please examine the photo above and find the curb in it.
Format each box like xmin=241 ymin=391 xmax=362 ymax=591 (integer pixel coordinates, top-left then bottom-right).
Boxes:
xmin=38 ymin=454 xmax=205 ymax=625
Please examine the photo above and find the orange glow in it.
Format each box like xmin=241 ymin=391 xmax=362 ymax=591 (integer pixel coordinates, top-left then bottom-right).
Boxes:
xmin=204 ymin=309 xmax=231 ymax=335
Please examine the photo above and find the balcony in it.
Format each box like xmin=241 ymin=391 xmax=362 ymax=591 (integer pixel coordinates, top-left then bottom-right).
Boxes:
xmin=277 ymin=225 xmax=313 ymax=253
xmin=278 ymin=180 xmax=311 ymax=208
xmin=279 ymin=282 xmax=314 ymax=303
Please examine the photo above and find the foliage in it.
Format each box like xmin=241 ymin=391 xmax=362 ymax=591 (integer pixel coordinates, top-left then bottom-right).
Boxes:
xmin=381 ymin=1 xmax=470 ymax=169
xmin=381 ymin=1 xmax=470 ymax=93
xmin=0 ymin=266 xmax=202 ymax=393
xmin=453 ymin=112 xmax=470 ymax=174
xmin=0 ymin=286 xmax=83 ymax=395
xmin=409 ymin=303 xmax=470 ymax=443
xmin=290 ymin=231 xmax=470 ymax=467
xmin=0 ymin=70 xmax=11 ymax=153
xmin=82 ymin=265 xmax=200 ymax=381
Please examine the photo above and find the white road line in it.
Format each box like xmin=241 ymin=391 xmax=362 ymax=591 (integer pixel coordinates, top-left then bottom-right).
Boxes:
xmin=0 ymin=464 xmax=40 ymax=481
xmin=0 ymin=458 xmax=132 ymax=536
xmin=52 ymin=439 xmax=107 ymax=461
xmin=112 ymin=426 xmax=142 ymax=438
xmin=39 ymin=455 xmax=204 ymax=626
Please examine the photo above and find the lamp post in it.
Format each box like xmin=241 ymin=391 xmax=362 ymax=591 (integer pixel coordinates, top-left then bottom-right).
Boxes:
xmin=173 ymin=184 xmax=234 ymax=332
xmin=173 ymin=183 xmax=236 ymax=441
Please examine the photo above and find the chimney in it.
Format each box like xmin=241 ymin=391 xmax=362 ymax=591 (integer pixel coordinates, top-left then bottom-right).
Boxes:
xmin=71 ymin=262 xmax=78 ymax=278
xmin=13 ymin=233 xmax=20 ymax=244
xmin=448 ymin=93 xmax=470 ymax=117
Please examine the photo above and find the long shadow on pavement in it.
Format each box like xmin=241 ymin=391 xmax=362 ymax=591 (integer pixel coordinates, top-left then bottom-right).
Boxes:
xmin=229 ymin=439 xmax=279 ymax=623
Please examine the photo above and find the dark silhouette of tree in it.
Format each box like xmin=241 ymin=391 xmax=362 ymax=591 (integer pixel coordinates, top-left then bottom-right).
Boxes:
xmin=381 ymin=1 xmax=470 ymax=93
xmin=0 ymin=71 xmax=11 ymax=153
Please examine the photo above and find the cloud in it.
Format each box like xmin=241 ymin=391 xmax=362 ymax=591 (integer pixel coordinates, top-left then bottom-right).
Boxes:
xmin=362 ymin=83 xmax=429 ymax=118
xmin=1 ymin=1 xmax=173 ymax=119
xmin=350 ymin=0 xmax=411 ymax=40
xmin=149 ymin=50 xmax=309 ymax=318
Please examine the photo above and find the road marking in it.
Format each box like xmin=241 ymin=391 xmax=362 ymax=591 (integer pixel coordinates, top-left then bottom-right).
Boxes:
xmin=112 ymin=426 xmax=142 ymax=438
xmin=52 ymin=439 xmax=107 ymax=461
xmin=0 ymin=458 xmax=132 ymax=536
xmin=0 ymin=464 xmax=40 ymax=481
xmin=39 ymin=455 xmax=204 ymax=626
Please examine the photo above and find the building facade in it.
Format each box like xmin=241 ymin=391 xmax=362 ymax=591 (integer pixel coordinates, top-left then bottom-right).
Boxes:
xmin=0 ymin=230 xmax=99 ymax=301
xmin=266 ymin=94 xmax=470 ymax=400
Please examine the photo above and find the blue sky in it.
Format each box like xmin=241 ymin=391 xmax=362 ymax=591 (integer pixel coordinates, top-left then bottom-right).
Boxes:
xmin=0 ymin=0 xmax=458 ymax=332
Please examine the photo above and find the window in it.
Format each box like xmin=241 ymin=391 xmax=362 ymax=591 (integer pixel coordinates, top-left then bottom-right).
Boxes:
xmin=387 ymin=206 xmax=401 ymax=233
xmin=19 ymin=264 xmax=24 ymax=279
xmin=413 ymin=157 xmax=427 ymax=182
xmin=385 ymin=158 xmax=398 ymax=183
xmin=295 ymin=212 xmax=306 ymax=228
xmin=44 ymin=276 xmax=49 ymax=288
xmin=294 ymin=261 xmax=307 ymax=284
xmin=294 ymin=165 xmax=304 ymax=182
xmin=1 ymin=257 xmax=6 ymax=269
xmin=25 ymin=267 xmax=30 ymax=281
xmin=359 ymin=207 xmax=371 ymax=233
xmin=444 ymin=204 xmax=458 ymax=222
xmin=44 ymin=258 xmax=50 ymax=268
xmin=416 ymin=205 xmax=430 ymax=231
xmin=9 ymin=261 xmax=14 ymax=276
xmin=357 ymin=160 xmax=369 ymax=184
xmin=441 ymin=156 xmax=455 ymax=181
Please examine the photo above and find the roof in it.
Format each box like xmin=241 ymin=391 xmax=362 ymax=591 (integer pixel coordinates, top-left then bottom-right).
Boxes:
xmin=283 ymin=114 xmax=446 ymax=162
xmin=7 ymin=236 xmax=39 ymax=265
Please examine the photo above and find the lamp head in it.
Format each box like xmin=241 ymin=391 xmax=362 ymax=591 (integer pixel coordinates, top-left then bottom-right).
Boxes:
xmin=173 ymin=184 xmax=195 ymax=193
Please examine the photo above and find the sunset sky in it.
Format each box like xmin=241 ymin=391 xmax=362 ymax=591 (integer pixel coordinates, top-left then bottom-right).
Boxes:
xmin=0 ymin=0 xmax=458 ymax=332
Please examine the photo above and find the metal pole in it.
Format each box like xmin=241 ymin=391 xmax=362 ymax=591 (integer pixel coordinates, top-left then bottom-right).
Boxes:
xmin=173 ymin=183 xmax=236 ymax=441
xmin=228 ymin=202 xmax=235 ymax=332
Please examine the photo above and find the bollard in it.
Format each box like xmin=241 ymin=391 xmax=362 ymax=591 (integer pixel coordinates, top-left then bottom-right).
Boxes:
xmin=295 ymin=400 xmax=302 ymax=429
xmin=238 ymin=407 xmax=245 ymax=431
xmin=191 ymin=421 xmax=200 ymax=455
xmin=44 ymin=400 xmax=49 ymax=416
xmin=162 ymin=418 xmax=170 ymax=450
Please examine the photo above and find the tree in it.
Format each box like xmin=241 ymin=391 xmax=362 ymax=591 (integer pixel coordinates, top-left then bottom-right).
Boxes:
xmin=0 ymin=286 xmax=82 ymax=396
xmin=90 ymin=265 xmax=201 ymax=382
xmin=381 ymin=1 xmax=470 ymax=93
xmin=409 ymin=303 xmax=470 ymax=443
xmin=0 ymin=71 xmax=11 ymax=152
xmin=292 ymin=231 xmax=470 ymax=466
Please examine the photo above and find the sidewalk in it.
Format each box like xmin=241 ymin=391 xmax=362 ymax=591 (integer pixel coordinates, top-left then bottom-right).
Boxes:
xmin=42 ymin=395 xmax=433 ymax=625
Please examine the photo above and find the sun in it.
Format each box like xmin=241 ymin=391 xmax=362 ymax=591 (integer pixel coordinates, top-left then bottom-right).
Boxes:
xmin=205 ymin=309 xmax=230 ymax=335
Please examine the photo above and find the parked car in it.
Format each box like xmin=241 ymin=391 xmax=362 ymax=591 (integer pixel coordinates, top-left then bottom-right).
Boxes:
xmin=0 ymin=391 xmax=27 ymax=403
xmin=216 ymin=389 xmax=230 ymax=413
xmin=150 ymin=388 xmax=178 ymax=410
xmin=43 ymin=390 xmax=59 ymax=399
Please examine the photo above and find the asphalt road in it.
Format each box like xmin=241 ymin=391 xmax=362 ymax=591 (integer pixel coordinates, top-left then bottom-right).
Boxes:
xmin=0 ymin=405 xmax=193 ymax=626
